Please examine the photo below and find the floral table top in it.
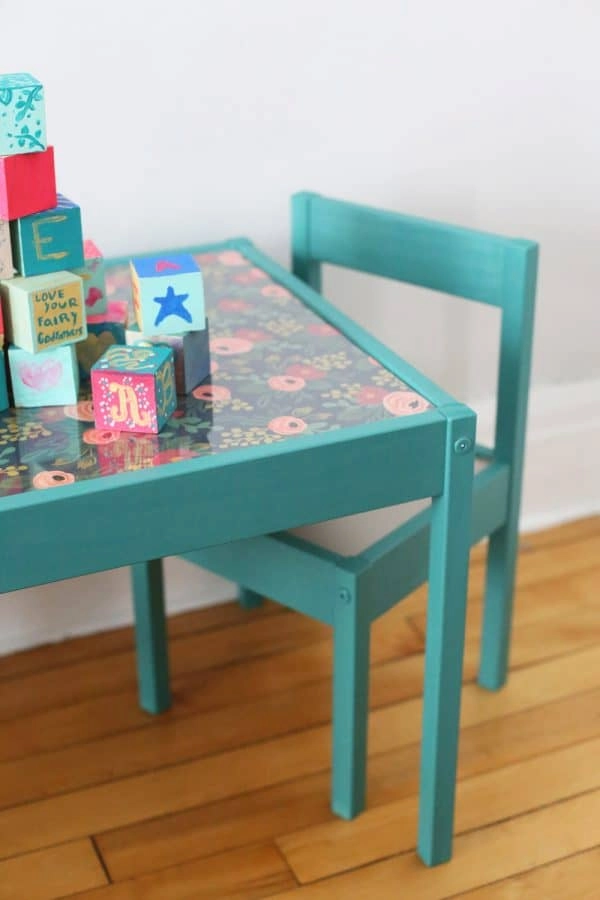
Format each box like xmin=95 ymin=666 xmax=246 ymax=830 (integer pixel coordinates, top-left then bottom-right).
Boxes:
xmin=0 ymin=247 xmax=432 ymax=498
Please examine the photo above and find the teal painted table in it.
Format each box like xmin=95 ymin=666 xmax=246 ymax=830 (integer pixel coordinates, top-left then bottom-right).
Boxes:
xmin=0 ymin=238 xmax=476 ymax=865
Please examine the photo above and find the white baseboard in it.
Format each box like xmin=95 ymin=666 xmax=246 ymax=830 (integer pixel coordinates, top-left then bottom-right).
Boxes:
xmin=0 ymin=379 xmax=598 ymax=656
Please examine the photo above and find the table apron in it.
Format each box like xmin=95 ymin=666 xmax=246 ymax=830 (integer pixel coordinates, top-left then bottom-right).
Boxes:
xmin=0 ymin=418 xmax=446 ymax=593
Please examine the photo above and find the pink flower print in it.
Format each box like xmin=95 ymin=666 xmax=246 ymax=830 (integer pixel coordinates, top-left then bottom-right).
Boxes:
xmin=307 ymin=322 xmax=339 ymax=337
xmin=261 ymin=284 xmax=292 ymax=299
xmin=210 ymin=359 xmax=220 ymax=374
xmin=192 ymin=384 xmax=231 ymax=402
xmin=356 ymin=385 xmax=390 ymax=406
xmin=268 ymin=375 xmax=306 ymax=392
xmin=210 ymin=336 xmax=254 ymax=355
xmin=383 ymin=391 xmax=430 ymax=416
xmin=64 ymin=400 xmax=95 ymax=421
xmin=152 ymin=448 xmax=197 ymax=466
xmin=196 ymin=252 xmax=217 ymax=265
xmin=85 ymin=286 xmax=104 ymax=308
xmin=218 ymin=298 xmax=251 ymax=313
xmin=218 ymin=250 xmax=247 ymax=266
xmin=235 ymin=328 xmax=270 ymax=343
xmin=268 ymin=415 xmax=308 ymax=436
xmin=83 ymin=428 xmax=121 ymax=445
xmin=233 ymin=267 xmax=267 ymax=284
xmin=33 ymin=470 xmax=75 ymax=489
xmin=286 ymin=363 xmax=326 ymax=381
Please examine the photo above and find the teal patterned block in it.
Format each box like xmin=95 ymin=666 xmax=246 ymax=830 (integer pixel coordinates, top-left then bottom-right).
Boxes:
xmin=8 ymin=343 xmax=79 ymax=407
xmin=0 ymin=349 xmax=8 ymax=410
xmin=10 ymin=194 xmax=85 ymax=277
xmin=125 ymin=320 xmax=210 ymax=395
xmin=0 ymin=73 xmax=46 ymax=157
xmin=130 ymin=253 xmax=205 ymax=336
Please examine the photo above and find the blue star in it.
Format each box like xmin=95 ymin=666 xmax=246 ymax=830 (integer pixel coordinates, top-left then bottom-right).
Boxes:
xmin=153 ymin=285 xmax=192 ymax=328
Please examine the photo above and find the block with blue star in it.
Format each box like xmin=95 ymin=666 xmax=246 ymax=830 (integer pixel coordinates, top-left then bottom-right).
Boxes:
xmin=130 ymin=252 xmax=205 ymax=336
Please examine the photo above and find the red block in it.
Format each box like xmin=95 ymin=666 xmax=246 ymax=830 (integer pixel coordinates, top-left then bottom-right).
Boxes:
xmin=0 ymin=146 xmax=57 ymax=220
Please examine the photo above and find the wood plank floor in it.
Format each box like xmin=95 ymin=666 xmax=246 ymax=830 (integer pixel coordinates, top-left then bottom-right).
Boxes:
xmin=0 ymin=516 xmax=598 ymax=899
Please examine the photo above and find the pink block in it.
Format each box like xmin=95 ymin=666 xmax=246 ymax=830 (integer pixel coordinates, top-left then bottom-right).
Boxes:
xmin=92 ymin=370 xmax=160 ymax=434
xmin=84 ymin=239 xmax=102 ymax=259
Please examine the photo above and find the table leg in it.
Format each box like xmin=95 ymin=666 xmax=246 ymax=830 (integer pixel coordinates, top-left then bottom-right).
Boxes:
xmin=418 ymin=406 xmax=475 ymax=866
xmin=131 ymin=559 xmax=171 ymax=714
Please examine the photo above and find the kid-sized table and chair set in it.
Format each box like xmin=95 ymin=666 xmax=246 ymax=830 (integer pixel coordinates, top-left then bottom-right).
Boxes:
xmin=0 ymin=192 xmax=538 ymax=867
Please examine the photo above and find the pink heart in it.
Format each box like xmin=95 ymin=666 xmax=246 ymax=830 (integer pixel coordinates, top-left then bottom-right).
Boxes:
xmin=86 ymin=286 xmax=104 ymax=307
xmin=18 ymin=358 xmax=63 ymax=391
xmin=155 ymin=260 xmax=180 ymax=272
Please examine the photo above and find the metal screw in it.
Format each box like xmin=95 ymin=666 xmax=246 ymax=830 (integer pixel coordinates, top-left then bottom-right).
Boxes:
xmin=338 ymin=588 xmax=351 ymax=604
xmin=454 ymin=436 xmax=473 ymax=455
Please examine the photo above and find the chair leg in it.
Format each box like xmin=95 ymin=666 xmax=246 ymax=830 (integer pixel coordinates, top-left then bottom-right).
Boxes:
xmin=131 ymin=559 xmax=171 ymax=714
xmin=238 ymin=586 xmax=264 ymax=609
xmin=478 ymin=518 xmax=519 ymax=690
xmin=418 ymin=408 xmax=475 ymax=866
xmin=331 ymin=580 xmax=370 ymax=819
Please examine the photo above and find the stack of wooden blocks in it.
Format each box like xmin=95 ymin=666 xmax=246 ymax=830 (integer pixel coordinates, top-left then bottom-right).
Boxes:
xmin=0 ymin=72 xmax=112 ymax=408
xmin=90 ymin=252 xmax=209 ymax=434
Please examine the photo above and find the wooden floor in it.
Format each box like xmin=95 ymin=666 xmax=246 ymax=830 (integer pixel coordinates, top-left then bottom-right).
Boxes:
xmin=0 ymin=517 xmax=598 ymax=900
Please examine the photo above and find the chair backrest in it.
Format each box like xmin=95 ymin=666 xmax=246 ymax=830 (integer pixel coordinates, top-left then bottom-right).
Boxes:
xmin=290 ymin=192 xmax=539 ymax=468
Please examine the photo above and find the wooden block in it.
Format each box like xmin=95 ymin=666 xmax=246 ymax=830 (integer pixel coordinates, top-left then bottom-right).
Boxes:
xmin=0 ymin=348 xmax=8 ymax=410
xmin=0 ymin=73 xmax=46 ymax=156
xmin=91 ymin=344 xmax=176 ymax=434
xmin=8 ymin=342 xmax=79 ymax=407
xmin=0 ymin=270 xmax=86 ymax=353
xmin=73 ymin=238 xmax=107 ymax=315
xmin=0 ymin=216 xmax=15 ymax=281
xmin=130 ymin=253 xmax=205 ymax=335
xmin=76 ymin=330 xmax=119 ymax=381
xmin=126 ymin=319 xmax=210 ymax=394
xmin=10 ymin=193 xmax=85 ymax=276
xmin=0 ymin=146 xmax=57 ymax=220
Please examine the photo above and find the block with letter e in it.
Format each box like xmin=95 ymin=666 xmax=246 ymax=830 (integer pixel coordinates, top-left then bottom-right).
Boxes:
xmin=10 ymin=193 xmax=84 ymax=277
xmin=8 ymin=343 xmax=79 ymax=407
xmin=130 ymin=253 xmax=205 ymax=336
xmin=0 ymin=270 xmax=86 ymax=353
xmin=91 ymin=344 xmax=176 ymax=434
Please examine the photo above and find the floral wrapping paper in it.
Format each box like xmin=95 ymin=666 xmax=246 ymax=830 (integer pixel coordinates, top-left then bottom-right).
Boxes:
xmin=0 ymin=248 xmax=431 ymax=497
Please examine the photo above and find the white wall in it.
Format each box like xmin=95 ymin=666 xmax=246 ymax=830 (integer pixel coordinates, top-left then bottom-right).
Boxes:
xmin=1 ymin=0 xmax=598 ymax=653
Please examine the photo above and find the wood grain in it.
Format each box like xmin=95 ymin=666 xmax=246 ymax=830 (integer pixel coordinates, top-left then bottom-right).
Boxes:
xmin=0 ymin=517 xmax=596 ymax=898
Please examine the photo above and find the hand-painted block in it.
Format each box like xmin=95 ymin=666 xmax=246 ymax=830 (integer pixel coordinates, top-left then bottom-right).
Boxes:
xmin=130 ymin=253 xmax=205 ymax=336
xmin=126 ymin=320 xmax=210 ymax=395
xmin=73 ymin=239 xmax=107 ymax=316
xmin=0 ymin=218 xmax=14 ymax=281
xmin=87 ymin=297 xmax=128 ymax=343
xmin=8 ymin=343 xmax=79 ymax=407
xmin=10 ymin=193 xmax=84 ymax=277
xmin=0 ymin=146 xmax=56 ymax=220
xmin=0 ymin=349 xmax=8 ymax=410
xmin=0 ymin=270 xmax=86 ymax=353
xmin=0 ymin=74 xmax=46 ymax=157
xmin=91 ymin=344 xmax=176 ymax=434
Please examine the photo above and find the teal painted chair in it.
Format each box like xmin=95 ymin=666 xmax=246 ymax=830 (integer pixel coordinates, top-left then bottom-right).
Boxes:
xmin=188 ymin=193 xmax=538 ymax=864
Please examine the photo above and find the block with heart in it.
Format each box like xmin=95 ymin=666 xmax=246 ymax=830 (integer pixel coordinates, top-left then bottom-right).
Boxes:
xmin=0 ymin=349 xmax=8 ymax=410
xmin=0 ymin=217 xmax=14 ymax=281
xmin=91 ymin=344 xmax=176 ymax=434
xmin=73 ymin=238 xmax=107 ymax=316
xmin=125 ymin=319 xmax=210 ymax=395
xmin=0 ymin=270 xmax=86 ymax=354
xmin=0 ymin=73 xmax=46 ymax=157
xmin=130 ymin=253 xmax=205 ymax=336
xmin=0 ymin=146 xmax=57 ymax=221
xmin=8 ymin=343 xmax=79 ymax=407
xmin=10 ymin=193 xmax=84 ymax=277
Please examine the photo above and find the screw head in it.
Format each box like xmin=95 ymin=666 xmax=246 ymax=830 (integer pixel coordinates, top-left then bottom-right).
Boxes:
xmin=454 ymin=436 xmax=473 ymax=455
xmin=338 ymin=588 xmax=351 ymax=604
